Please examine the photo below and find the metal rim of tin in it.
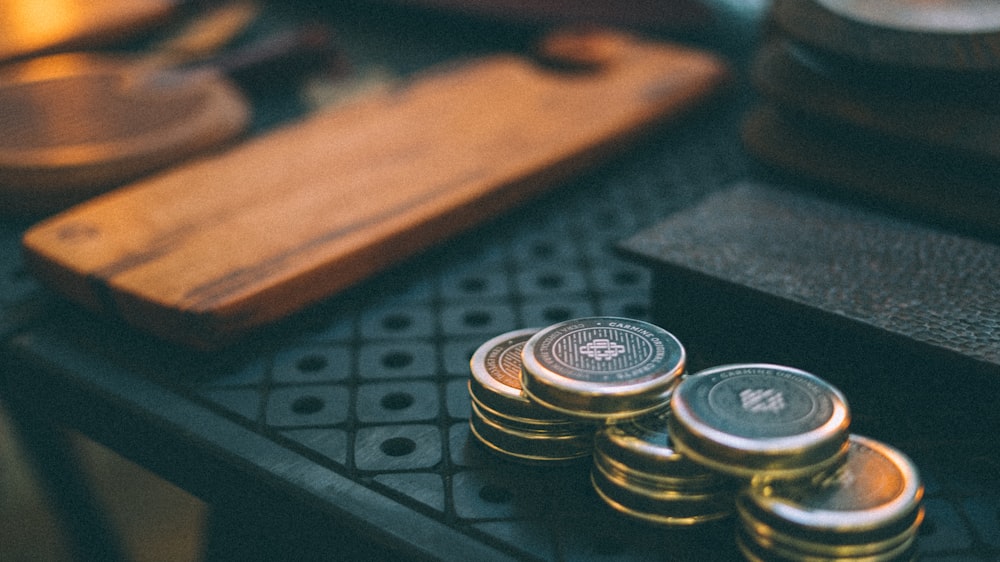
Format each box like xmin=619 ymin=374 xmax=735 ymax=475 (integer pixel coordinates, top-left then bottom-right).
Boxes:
xmin=668 ymin=363 xmax=851 ymax=480
xmin=590 ymin=461 xmax=735 ymax=526
xmin=469 ymin=402 xmax=594 ymax=463
xmin=739 ymin=435 xmax=925 ymax=543
xmin=736 ymin=525 xmax=919 ymax=562
xmin=520 ymin=317 xmax=686 ymax=420
xmin=595 ymin=406 xmax=731 ymax=482
xmin=593 ymin=449 xmax=738 ymax=497
xmin=468 ymin=383 xmax=591 ymax=432
xmin=470 ymin=327 xmax=572 ymax=421
xmin=737 ymin=499 xmax=924 ymax=558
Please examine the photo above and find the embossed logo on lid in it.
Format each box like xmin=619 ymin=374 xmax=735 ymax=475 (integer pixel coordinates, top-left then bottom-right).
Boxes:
xmin=520 ymin=317 xmax=685 ymax=420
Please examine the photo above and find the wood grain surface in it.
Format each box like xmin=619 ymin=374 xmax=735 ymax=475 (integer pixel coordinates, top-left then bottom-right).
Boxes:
xmin=22 ymin=29 xmax=730 ymax=348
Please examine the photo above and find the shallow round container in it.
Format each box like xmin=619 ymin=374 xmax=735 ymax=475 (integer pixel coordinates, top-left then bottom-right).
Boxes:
xmin=520 ymin=317 xmax=685 ymax=420
xmin=737 ymin=434 xmax=924 ymax=559
xmin=668 ymin=364 xmax=850 ymax=481
xmin=469 ymin=401 xmax=594 ymax=463
xmin=591 ymin=407 xmax=738 ymax=526
xmin=469 ymin=328 xmax=560 ymax=420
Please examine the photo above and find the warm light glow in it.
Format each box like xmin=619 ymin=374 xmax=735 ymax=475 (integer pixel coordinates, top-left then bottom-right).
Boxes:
xmin=0 ymin=0 xmax=176 ymax=62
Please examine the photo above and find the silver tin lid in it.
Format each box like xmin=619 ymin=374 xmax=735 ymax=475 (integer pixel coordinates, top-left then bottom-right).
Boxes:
xmin=669 ymin=364 xmax=850 ymax=480
xmin=520 ymin=317 xmax=685 ymax=420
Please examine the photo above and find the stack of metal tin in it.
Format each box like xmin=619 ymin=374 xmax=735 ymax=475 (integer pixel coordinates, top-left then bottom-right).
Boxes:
xmin=591 ymin=406 xmax=739 ymax=526
xmin=466 ymin=318 xmax=925 ymax=556
xmin=468 ymin=328 xmax=594 ymax=463
xmin=669 ymin=363 xmax=924 ymax=559
xmin=736 ymin=435 xmax=925 ymax=561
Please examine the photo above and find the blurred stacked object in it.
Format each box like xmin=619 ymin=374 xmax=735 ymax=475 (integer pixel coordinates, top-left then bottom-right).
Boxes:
xmin=0 ymin=0 xmax=181 ymax=63
xmin=743 ymin=0 xmax=1000 ymax=239
xmin=366 ymin=0 xmax=713 ymax=31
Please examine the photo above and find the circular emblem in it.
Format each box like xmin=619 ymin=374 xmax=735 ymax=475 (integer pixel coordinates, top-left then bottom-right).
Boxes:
xmin=520 ymin=317 xmax=685 ymax=420
xmin=669 ymin=364 xmax=851 ymax=479
xmin=699 ymin=365 xmax=833 ymax=439
xmin=525 ymin=317 xmax=682 ymax=385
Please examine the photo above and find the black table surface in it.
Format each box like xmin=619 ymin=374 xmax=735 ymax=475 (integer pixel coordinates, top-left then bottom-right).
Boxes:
xmin=2 ymin=2 xmax=997 ymax=561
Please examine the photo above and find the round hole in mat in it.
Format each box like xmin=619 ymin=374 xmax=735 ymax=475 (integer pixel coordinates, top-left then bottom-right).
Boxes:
xmin=612 ymin=269 xmax=641 ymax=286
xmin=295 ymin=354 xmax=328 ymax=373
xmin=382 ymin=350 xmax=414 ymax=369
xmin=462 ymin=310 xmax=492 ymax=328
xmin=536 ymin=273 xmax=564 ymax=290
xmin=380 ymin=391 xmax=415 ymax=410
xmin=381 ymin=313 xmax=413 ymax=331
xmin=380 ymin=437 xmax=417 ymax=457
xmin=459 ymin=276 xmax=488 ymax=293
xmin=291 ymin=395 xmax=324 ymax=415
xmin=542 ymin=306 xmax=572 ymax=323
xmin=478 ymin=484 xmax=513 ymax=504
xmin=531 ymin=242 xmax=556 ymax=258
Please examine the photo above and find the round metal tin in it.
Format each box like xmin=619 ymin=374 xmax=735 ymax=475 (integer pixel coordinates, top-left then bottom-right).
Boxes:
xmin=594 ymin=406 xmax=732 ymax=483
xmin=470 ymin=328 xmax=567 ymax=421
xmin=590 ymin=457 xmax=734 ymax=526
xmin=736 ymin=525 xmax=919 ymax=562
xmin=520 ymin=317 xmax=685 ymax=420
xmin=468 ymin=401 xmax=594 ymax=463
xmin=468 ymin=386 xmax=591 ymax=433
xmin=738 ymin=434 xmax=925 ymax=557
xmin=590 ymin=406 xmax=737 ymax=526
xmin=668 ymin=364 xmax=850 ymax=480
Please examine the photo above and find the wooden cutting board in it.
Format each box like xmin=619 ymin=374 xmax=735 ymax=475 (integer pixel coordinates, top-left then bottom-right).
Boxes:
xmin=22 ymin=28 xmax=730 ymax=348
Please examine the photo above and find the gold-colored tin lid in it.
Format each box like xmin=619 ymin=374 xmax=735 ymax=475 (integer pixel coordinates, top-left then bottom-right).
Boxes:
xmin=469 ymin=328 xmax=568 ymax=422
xmin=595 ymin=407 xmax=732 ymax=483
xmin=739 ymin=434 xmax=925 ymax=553
xmin=468 ymin=401 xmax=594 ymax=463
xmin=590 ymin=458 xmax=735 ymax=526
xmin=520 ymin=317 xmax=685 ymax=420
xmin=669 ymin=364 xmax=850 ymax=481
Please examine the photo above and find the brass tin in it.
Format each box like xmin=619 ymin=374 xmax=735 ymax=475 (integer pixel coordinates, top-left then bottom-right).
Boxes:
xmin=468 ymin=328 xmax=594 ymax=463
xmin=736 ymin=525 xmax=919 ymax=562
xmin=520 ymin=317 xmax=685 ymax=420
xmin=669 ymin=364 xmax=850 ymax=481
xmin=737 ymin=434 xmax=924 ymax=559
xmin=469 ymin=401 xmax=594 ymax=463
xmin=469 ymin=327 xmax=565 ymax=421
xmin=590 ymin=459 xmax=734 ymax=526
xmin=468 ymin=387 xmax=591 ymax=433
xmin=595 ymin=407 xmax=735 ymax=485
xmin=590 ymin=407 xmax=738 ymax=525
